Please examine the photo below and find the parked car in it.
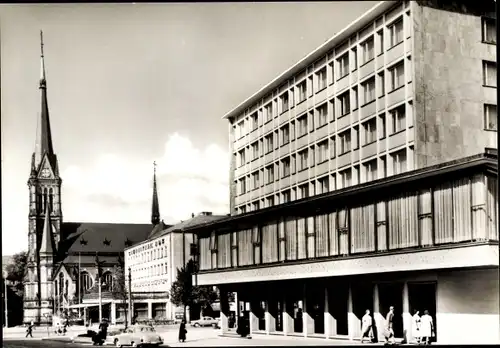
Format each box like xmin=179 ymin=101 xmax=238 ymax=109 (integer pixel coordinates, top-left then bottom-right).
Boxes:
xmin=105 ymin=325 xmax=163 ymax=347
xmin=190 ymin=316 xmax=220 ymax=327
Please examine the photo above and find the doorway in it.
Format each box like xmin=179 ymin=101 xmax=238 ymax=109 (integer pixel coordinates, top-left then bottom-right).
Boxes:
xmin=409 ymin=282 xmax=437 ymax=342
xmin=378 ymin=282 xmax=404 ymax=338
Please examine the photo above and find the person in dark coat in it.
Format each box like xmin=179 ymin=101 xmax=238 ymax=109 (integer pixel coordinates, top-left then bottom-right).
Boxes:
xmin=178 ymin=320 xmax=187 ymax=343
xmin=25 ymin=322 xmax=34 ymax=338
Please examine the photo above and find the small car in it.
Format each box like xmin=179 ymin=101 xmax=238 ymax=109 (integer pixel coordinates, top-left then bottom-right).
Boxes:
xmin=190 ymin=316 xmax=219 ymax=327
xmin=106 ymin=325 xmax=163 ymax=347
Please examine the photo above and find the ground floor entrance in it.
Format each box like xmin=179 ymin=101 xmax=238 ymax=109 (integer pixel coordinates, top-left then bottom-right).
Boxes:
xmin=215 ymin=268 xmax=499 ymax=344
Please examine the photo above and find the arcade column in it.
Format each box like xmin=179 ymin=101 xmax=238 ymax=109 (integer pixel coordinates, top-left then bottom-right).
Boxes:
xmin=402 ymin=282 xmax=411 ymax=342
xmin=147 ymin=302 xmax=153 ymax=320
xmin=373 ymin=283 xmax=384 ymax=340
xmin=302 ymin=283 xmax=314 ymax=337
xmin=111 ymin=302 xmax=116 ymax=324
xmin=324 ymin=286 xmax=336 ymax=338
xmin=282 ymin=296 xmax=294 ymax=336
xmin=249 ymin=300 xmax=259 ymax=335
xmin=347 ymin=283 xmax=361 ymax=340
xmin=218 ymin=286 xmax=230 ymax=335
xmin=264 ymin=299 xmax=276 ymax=334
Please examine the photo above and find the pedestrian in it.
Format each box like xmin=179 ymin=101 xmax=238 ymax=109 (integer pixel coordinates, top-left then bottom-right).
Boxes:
xmin=361 ymin=309 xmax=373 ymax=343
xmin=178 ymin=319 xmax=187 ymax=343
xmin=25 ymin=322 xmax=34 ymax=338
xmin=420 ymin=310 xmax=434 ymax=345
xmin=412 ymin=309 xmax=421 ymax=344
xmin=384 ymin=306 xmax=396 ymax=345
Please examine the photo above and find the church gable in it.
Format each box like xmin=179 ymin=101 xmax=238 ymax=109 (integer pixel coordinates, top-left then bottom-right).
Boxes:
xmin=37 ymin=154 xmax=56 ymax=180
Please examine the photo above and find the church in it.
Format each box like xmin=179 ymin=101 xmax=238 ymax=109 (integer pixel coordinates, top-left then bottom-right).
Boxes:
xmin=23 ymin=32 xmax=169 ymax=325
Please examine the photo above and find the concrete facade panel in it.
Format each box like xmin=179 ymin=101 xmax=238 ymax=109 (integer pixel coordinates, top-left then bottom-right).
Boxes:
xmin=360 ymin=100 xmax=376 ymax=120
xmin=387 ymin=42 xmax=405 ymax=66
xmin=359 ymin=60 xmax=375 ymax=81
xmin=362 ymin=141 xmax=377 ymax=160
xmin=336 ymin=75 xmax=349 ymax=94
xmin=337 ymin=115 xmax=351 ymax=132
xmin=387 ymin=87 xmax=406 ymax=108
xmin=389 ymin=130 xmax=407 ymax=150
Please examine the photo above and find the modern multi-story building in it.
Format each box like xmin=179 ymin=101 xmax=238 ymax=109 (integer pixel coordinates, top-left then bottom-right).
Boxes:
xmin=185 ymin=0 xmax=498 ymax=345
xmin=124 ymin=212 xmax=226 ymax=322
xmin=228 ymin=0 xmax=496 ymax=215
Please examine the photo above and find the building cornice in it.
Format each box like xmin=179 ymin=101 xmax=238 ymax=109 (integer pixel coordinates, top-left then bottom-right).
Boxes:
xmin=185 ymin=151 xmax=497 ymax=234
xmin=222 ymin=1 xmax=396 ymax=121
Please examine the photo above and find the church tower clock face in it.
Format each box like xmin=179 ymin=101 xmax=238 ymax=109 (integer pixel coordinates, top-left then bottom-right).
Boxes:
xmin=40 ymin=168 xmax=51 ymax=178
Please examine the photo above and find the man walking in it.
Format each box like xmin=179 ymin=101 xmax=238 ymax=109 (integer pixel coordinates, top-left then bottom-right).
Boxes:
xmin=361 ymin=309 xmax=373 ymax=343
xmin=384 ymin=306 xmax=396 ymax=345
xmin=25 ymin=322 xmax=34 ymax=338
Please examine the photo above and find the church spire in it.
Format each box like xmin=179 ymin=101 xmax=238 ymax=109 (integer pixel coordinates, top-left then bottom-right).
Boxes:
xmin=151 ymin=161 xmax=160 ymax=225
xmin=32 ymin=30 xmax=56 ymax=174
xmin=39 ymin=203 xmax=54 ymax=255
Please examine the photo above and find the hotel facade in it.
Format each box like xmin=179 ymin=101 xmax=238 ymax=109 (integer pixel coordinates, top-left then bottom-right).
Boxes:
xmin=187 ymin=1 xmax=498 ymax=345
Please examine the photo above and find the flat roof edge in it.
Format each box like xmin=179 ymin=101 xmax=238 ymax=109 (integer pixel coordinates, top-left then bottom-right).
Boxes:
xmin=221 ymin=1 xmax=393 ymax=121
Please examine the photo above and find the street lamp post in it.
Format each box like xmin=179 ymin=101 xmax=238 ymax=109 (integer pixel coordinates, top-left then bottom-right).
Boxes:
xmin=128 ymin=267 xmax=132 ymax=326
xmin=3 ymin=271 xmax=8 ymax=328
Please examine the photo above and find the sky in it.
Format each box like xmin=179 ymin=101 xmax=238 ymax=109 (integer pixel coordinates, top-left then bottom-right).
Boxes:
xmin=1 ymin=1 xmax=377 ymax=255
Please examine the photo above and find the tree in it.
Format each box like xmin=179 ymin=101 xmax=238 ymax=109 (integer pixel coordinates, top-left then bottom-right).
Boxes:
xmin=169 ymin=259 xmax=218 ymax=320
xmin=5 ymin=251 xmax=28 ymax=295
xmin=111 ymin=255 xmax=129 ymax=328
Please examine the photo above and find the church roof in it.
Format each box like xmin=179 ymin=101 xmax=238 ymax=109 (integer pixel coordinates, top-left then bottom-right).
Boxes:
xmin=58 ymin=222 xmax=152 ymax=260
xmin=148 ymin=220 xmax=172 ymax=239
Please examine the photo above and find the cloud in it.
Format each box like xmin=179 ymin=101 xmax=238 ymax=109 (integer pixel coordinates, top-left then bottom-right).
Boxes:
xmin=61 ymin=133 xmax=229 ymax=224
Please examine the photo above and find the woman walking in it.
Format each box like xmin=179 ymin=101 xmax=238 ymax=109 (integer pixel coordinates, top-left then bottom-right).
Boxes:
xmin=420 ymin=310 xmax=434 ymax=345
xmin=412 ymin=310 xmax=421 ymax=344
xmin=178 ymin=320 xmax=187 ymax=343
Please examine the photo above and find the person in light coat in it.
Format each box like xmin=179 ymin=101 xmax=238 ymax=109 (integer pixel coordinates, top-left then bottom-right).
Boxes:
xmin=361 ymin=309 xmax=373 ymax=343
xmin=420 ymin=310 xmax=434 ymax=345
xmin=412 ymin=309 xmax=421 ymax=344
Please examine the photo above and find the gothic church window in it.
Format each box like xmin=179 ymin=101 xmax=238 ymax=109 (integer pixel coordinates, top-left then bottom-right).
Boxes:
xmin=81 ymin=271 xmax=93 ymax=291
xmin=37 ymin=187 xmax=42 ymax=212
xmin=43 ymin=188 xmax=48 ymax=211
xmin=49 ymin=188 xmax=54 ymax=212
xmin=103 ymin=272 xmax=113 ymax=291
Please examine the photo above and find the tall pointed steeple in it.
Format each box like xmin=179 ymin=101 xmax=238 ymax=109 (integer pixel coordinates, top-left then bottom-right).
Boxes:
xmin=39 ymin=204 xmax=54 ymax=254
xmin=32 ymin=30 xmax=57 ymax=174
xmin=151 ymin=161 xmax=160 ymax=225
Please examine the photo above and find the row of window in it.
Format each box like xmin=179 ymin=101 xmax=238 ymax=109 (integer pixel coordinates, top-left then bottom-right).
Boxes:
xmin=236 ymin=103 xmax=408 ymax=188
xmin=130 ymin=263 xmax=169 ymax=280
xmin=128 ymin=241 xmax=168 ymax=265
xmin=235 ymin=60 xmax=407 ymax=167
xmin=234 ymin=12 xmax=410 ymax=139
xmin=237 ymin=148 xmax=408 ymax=214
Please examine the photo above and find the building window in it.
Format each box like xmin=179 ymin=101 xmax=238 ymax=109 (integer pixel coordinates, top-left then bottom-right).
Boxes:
xmin=316 ymin=67 xmax=327 ymax=91
xmin=363 ymin=118 xmax=377 ymax=145
xmin=352 ymin=87 xmax=359 ymax=110
xmin=362 ymin=77 xmax=376 ymax=104
xmin=297 ymin=115 xmax=308 ymax=137
xmin=380 ymin=156 xmax=387 ymax=178
xmin=339 ymin=91 xmax=350 ymax=116
xmin=266 ymin=196 xmax=274 ymax=207
xmin=238 ymin=149 xmax=245 ymax=166
xmin=251 ymin=142 xmax=259 ymax=160
xmin=317 ymin=103 xmax=328 ymax=127
xmin=298 ymin=184 xmax=309 ymax=199
xmin=252 ymin=201 xmax=260 ymax=211
xmin=338 ymin=53 xmax=349 ymax=78
xmin=282 ymin=190 xmax=291 ymax=203
xmin=317 ymin=140 xmax=329 ymax=163
xmin=281 ymin=124 xmax=290 ymax=145
xmin=265 ymin=134 xmax=273 ymax=153
xmin=240 ymin=206 xmax=246 ymax=214
xmin=377 ymin=29 xmax=384 ymax=54
xmin=240 ymin=179 xmax=246 ymax=194
xmin=482 ymin=17 xmax=496 ymax=44
xmin=391 ymin=105 xmax=406 ymax=134
xmin=281 ymin=157 xmax=291 ymax=177
xmin=329 ymin=62 xmax=334 ymax=84
xmin=264 ymin=103 xmax=273 ymax=123
xmin=250 ymin=112 xmax=258 ymax=131
xmin=361 ymin=36 xmax=375 ymax=64
xmin=330 ymin=137 xmax=336 ymax=158
xmin=484 ymin=104 xmax=498 ymax=130
xmin=353 ymin=126 xmax=359 ymax=150
xmin=281 ymin=92 xmax=289 ymax=113
xmin=378 ymin=72 xmax=385 ymax=96
xmin=252 ymin=171 xmax=260 ymax=189
xmin=266 ymin=165 xmax=274 ymax=183
xmin=81 ymin=271 xmax=93 ymax=292
xmin=389 ymin=61 xmax=405 ymax=91
xmin=297 ymin=149 xmax=309 ymax=171
xmin=379 ymin=113 xmax=386 ymax=139
xmin=339 ymin=130 xmax=351 ymax=154
xmin=483 ymin=61 xmax=497 ymax=87
xmin=389 ymin=18 xmax=404 ymax=47
xmin=364 ymin=159 xmax=378 ymax=182
xmin=392 ymin=149 xmax=407 ymax=175
xmin=352 ymin=48 xmax=358 ymax=71
xmin=318 ymin=176 xmax=329 ymax=194
xmin=297 ymin=80 xmax=307 ymax=103
xmin=340 ymin=168 xmax=352 ymax=188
